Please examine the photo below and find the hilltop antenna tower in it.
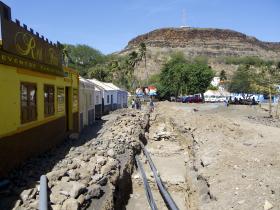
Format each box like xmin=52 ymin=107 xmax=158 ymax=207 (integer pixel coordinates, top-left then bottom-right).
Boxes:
xmin=181 ymin=9 xmax=187 ymax=28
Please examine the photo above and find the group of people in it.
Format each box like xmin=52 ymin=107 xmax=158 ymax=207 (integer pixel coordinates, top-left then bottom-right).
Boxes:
xmin=224 ymin=96 xmax=258 ymax=106
xmin=131 ymin=97 xmax=155 ymax=112
xmin=131 ymin=97 xmax=142 ymax=110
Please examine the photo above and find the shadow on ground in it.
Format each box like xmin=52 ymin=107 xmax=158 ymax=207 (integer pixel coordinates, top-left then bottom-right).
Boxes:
xmin=0 ymin=119 xmax=107 ymax=210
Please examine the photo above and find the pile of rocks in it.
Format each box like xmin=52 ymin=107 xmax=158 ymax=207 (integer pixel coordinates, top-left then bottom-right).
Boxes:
xmin=248 ymin=115 xmax=280 ymax=128
xmin=151 ymin=123 xmax=176 ymax=141
xmin=8 ymin=109 xmax=149 ymax=210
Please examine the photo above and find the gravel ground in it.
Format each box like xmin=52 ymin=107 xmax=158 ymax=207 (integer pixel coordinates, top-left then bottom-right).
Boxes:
xmin=133 ymin=102 xmax=280 ymax=210
xmin=0 ymin=109 xmax=149 ymax=210
xmin=3 ymin=102 xmax=279 ymax=210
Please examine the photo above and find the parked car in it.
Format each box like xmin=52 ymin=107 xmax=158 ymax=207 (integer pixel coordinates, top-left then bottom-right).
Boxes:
xmin=229 ymin=97 xmax=259 ymax=105
xmin=170 ymin=96 xmax=176 ymax=102
xmin=205 ymin=95 xmax=227 ymax=103
xmin=209 ymin=96 xmax=216 ymax=103
xmin=204 ymin=95 xmax=211 ymax=102
xmin=218 ymin=96 xmax=227 ymax=102
xmin=176 ymin=97 xmax=183 ymax=102
xmin=170 ymin=96 xmax=183 ymax=102
xmin=182 ymin=95 xmax=203 ymax=103
xmin=205 ymin=95 xmax=219 ymax=103
xmin=182 ymin=96 xmax=190 ymax=103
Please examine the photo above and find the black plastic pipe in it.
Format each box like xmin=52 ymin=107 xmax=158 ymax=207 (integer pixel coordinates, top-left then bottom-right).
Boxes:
xmin=140 ymin=143 xmax=180 ymax=210
xmin=135 ymin=155 xmax=158 ymax=210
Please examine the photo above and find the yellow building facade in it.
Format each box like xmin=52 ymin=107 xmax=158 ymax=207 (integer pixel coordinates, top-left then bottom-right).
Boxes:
xmin=0 ymin=66 xmax=79 ymax=138
xmin=0 ymin=2 xmax=79 ymax=177
xmin=0 ymin=64 xmax=79 ymax=177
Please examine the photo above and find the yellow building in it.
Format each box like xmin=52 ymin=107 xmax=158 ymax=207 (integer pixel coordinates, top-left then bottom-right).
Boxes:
xmin=0 ymin=2 xmax=79 ymax=177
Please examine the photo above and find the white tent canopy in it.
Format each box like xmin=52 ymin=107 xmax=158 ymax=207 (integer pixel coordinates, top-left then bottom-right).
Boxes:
xmin=204 ymin=88 xmax=230 ymax=97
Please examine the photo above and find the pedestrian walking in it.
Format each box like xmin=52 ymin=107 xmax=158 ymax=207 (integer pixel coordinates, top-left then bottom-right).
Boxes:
xmin=131 ymin=99 xmax=135 ymax=109
xmin=149 ymin=98 xmax=154 ymax=112
xmin=224 ymin=99 xmax=228 ymax=107
xmin=135 ymin=97 xmax=140 ymax=110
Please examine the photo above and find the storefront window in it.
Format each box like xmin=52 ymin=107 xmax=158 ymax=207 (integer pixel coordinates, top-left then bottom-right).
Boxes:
xmin=44 ymin=85 xmax=55 ymax=116
xmin=20 ymin=82 xmax=37 ymax=123
xmin=57 ymin=87 xmax=65 ymax=113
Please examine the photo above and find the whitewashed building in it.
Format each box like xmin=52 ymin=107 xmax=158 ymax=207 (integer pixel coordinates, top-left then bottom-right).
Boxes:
xmin=94 ymin=86 xmax=102 ymax=119
xmin=79 ymin=77 xmax=95 ymax=131
xmin=88 ymin=79 xmax=115 ymax=114
xmin=104 ymin=82 xmax=119 ymax=110
xmin=105 ymin=83 xmax=128 ymax=108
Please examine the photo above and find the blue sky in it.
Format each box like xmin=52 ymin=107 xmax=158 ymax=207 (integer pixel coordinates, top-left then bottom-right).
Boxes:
xmin=3 ymin=0 xmax=280 ymax=54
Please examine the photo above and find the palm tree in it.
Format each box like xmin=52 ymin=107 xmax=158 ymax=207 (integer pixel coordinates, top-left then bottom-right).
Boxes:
xmin=139 ymin=42 xmax=148 ymax=85
xmin=128 ymin=51 xmax=139 ymax=68
xmin=139 ymin=42 xmax=147 ymax=68
xmin=62 ymin=45 xmax=70 ymax=66
xmin=220 ymin=70 xmax=227 ymax=82
xmin=109 ymin=60 xmax=120 ymax=80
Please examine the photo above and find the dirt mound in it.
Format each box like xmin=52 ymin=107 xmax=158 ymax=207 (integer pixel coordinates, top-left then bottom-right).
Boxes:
xmin=151 ymin=102 xmax=280 ymax=210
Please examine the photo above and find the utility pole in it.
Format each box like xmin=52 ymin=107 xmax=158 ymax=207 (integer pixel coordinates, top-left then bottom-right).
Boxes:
xmin=181 ymin=9 xmax=187 ymax=28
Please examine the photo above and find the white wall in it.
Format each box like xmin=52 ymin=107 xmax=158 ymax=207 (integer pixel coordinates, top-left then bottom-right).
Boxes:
xmin=95 ymin=90 xmax=102 ymax=105
xmin=79 ymin=80 xmax=95 ymax=129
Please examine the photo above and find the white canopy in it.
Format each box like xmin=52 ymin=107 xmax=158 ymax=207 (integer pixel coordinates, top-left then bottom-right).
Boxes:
xmin=204 ymin=88 xmax=230 ymax=97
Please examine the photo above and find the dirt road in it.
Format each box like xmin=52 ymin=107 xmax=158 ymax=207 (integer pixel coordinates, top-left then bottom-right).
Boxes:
xmin=127 ymin=102 xmax=280 ymax=210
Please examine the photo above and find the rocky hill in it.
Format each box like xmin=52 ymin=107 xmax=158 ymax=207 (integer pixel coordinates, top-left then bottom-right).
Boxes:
xmin=120 ymin=27 xmax=280 ymax=80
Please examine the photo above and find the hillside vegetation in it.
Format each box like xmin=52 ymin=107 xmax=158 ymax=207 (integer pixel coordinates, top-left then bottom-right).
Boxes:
xmin=120 ymin=27 xmax=280 ymax=80
xmin=63 ymin=43 xmax=147 ymax=91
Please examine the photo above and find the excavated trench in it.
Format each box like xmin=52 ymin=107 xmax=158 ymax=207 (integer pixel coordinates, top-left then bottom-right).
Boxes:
xmin=124 ymin=111 xmax=197 ymax=210
xmin=108 ymin=103 xmax=280 ymax=210
xmin=112 ymin=114 xmax=150 ymax=210
xmin=1 ymin=108 xmax=205 ymax=210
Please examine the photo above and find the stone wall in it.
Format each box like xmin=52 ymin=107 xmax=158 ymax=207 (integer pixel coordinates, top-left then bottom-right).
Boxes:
xmin=2 ymin=109 xmax=149 ymax=210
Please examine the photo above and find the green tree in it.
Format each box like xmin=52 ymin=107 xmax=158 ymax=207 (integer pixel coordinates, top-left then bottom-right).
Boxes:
xmin=253 ymin=64 xmax=280 ymax=117
xmin=104 ymin=55 xmax=139 ymax=91
xmin=88 ymin=64 xmax=109 ymax=81
xmin=277 ymin=61 xmax=280 ymax=69
xmin=139 ymin=42 xmax=148 ymax=85
xmin=228 ymin=64 xmax=280 ymax=117
xmin=275 ymin=63 xmax=280 ymax=118
xmin=228 ymin=65 xmax=255 ymax=98
xmin=220 ymin=70 xmax=227 ymax=81
xmin=62 ymin=44 xmax=70 ymax=66
xmin=63 ymin=44 xmax=104 ymax=76
xmin=62 ymin=43 xmax=143 ymax=92
xmin=159 ymin=53 xmax=189 ymax=99
xmin=208 ymin=84 xmax=219 ymax=91
xmin=139 ymin=42 xmax=147 ymax=68
xmin=186 ymin=62 xmax=214 ymax=99
xmin=128 ymin=51 xmax=139 ymax=68
xmin=156 ymin=52 xmax=215 ymax=100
